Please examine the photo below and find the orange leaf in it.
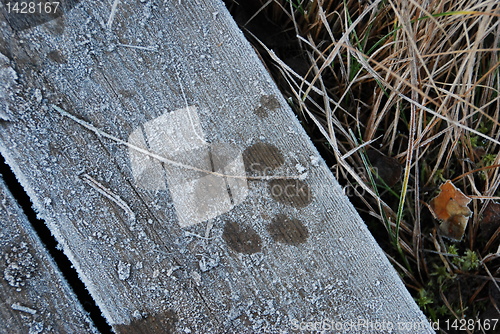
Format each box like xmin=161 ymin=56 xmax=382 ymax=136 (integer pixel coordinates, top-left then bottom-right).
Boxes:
xmin=430 ymin=180 xmax=472 ymax=241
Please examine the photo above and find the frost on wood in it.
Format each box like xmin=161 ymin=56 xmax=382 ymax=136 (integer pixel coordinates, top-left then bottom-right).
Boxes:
xmin=3 ymin=242 xmax=37 ymax=289
xmin=0 ymin=178 xmax=98 ymax=333
xmin=0 ymin=53 xmax=17 ymax=121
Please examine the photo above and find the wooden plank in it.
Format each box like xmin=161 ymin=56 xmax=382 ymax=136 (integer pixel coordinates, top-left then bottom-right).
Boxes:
xmin=0 ymin=0 xmax=434 ymax=332
xmin=0 ymin=176 xmax=98 ymax=333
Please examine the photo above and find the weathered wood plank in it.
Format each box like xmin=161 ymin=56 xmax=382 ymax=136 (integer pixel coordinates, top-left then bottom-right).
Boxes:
xmin=0 ymin=0 xmax=433 ymax=332
xmin=0 ymin=176 xmax=98 ymax=333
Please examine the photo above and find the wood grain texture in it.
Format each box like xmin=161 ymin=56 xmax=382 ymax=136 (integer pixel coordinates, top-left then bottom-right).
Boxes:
xmin=0 ymin=177 xmax=98 ymax=333
xmin=0 ymin=0 xmax=433 ymax=332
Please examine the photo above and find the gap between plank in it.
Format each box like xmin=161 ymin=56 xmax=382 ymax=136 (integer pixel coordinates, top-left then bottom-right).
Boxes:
xmin=0 ymin=154 xmax=113 ymax=334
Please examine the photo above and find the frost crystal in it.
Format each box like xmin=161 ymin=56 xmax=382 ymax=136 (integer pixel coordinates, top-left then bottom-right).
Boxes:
xmin=310 ymin=155 xmax=320 ymax=167
xmin=117 ymin=261 xmax=131 ymax=281
xmin=3 ymin=242 xmax=37 ymax=288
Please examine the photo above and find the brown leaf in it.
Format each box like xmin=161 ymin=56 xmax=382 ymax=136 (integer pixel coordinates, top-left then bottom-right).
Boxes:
xmin=366 ymin=150 xmax=402 ymax=187
xmin=479 ymin=201 xmax=500 ymax=241
xmin=430 ymin=180 xmax=472 ymax=241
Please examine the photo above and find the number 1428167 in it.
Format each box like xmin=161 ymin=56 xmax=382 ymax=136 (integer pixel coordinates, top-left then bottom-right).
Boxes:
xmin=5 ymin=1 xmax=60 ymax=14
xmin=441 ymin=318 xmax=498 ymax=332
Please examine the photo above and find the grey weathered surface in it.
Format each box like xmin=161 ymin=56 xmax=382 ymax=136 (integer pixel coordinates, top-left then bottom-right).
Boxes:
xmin=0 ymin=0 xmax=433 ymax=333
xmin=0 ymin=176 xmax=98 ymax=333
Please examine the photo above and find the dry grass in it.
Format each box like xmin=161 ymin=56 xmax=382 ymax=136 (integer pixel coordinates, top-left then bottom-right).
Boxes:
xmin=226 ymin=0 xmax=500 ymax=331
